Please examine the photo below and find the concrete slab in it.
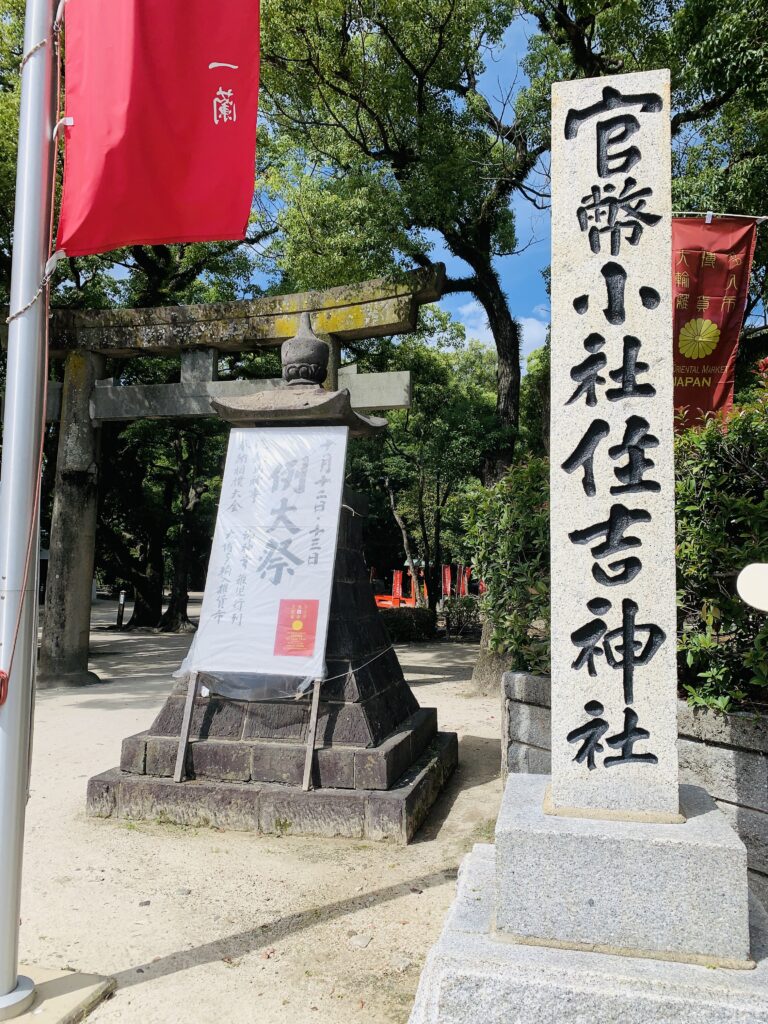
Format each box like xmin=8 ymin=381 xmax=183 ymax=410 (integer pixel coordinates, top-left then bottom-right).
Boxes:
xmin=5 ymin=967 xmax=113 ymax=1024
xmin=409 ymin=845 xmax=768 ymax=1024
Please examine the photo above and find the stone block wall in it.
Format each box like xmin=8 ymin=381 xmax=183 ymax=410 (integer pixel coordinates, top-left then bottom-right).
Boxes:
xmin=502 ymin=671 xmax=768 ymax=908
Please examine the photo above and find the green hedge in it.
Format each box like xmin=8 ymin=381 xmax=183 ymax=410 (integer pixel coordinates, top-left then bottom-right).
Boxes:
xmin=675 ymin=395 xmax=768 ymax=711
xmin=380 ymin=606 xmax=437 ymax=643
xmin=464 ymin=392 xmax=768 ymax=712
xmin=443 ymin=596 xmax=482 ymax=638
xmin=463 ymin=457 xmax=550 ymax=676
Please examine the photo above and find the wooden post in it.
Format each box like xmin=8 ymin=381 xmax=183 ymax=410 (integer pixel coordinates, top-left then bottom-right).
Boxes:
xmin=302 ymin=681 xmax=323 ymax=792
xmin=174 ymin=672 xmax=200 ymax=783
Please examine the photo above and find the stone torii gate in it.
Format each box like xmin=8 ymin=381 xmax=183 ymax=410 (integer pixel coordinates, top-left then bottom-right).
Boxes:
xmin=36 ymin=267 xmax=444 ymax=687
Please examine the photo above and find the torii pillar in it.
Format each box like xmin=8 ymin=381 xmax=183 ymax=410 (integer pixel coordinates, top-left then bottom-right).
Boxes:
xmin=38 ymin=268 xmax=443 ymax=686
xmin=38 ymin=350 xmax=104 ymax=687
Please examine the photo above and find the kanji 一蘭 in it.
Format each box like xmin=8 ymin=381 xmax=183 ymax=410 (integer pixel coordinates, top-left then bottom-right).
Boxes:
xmin=213 ymin=87 xmax=237 ymax=125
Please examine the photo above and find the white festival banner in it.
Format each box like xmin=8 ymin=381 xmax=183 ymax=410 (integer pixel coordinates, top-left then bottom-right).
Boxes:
xmin=181 ymin=426 xmax=348 ymax=694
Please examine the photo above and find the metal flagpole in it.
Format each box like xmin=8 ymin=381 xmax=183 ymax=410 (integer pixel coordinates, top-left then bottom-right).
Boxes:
xmin=0 ymin=0 xmax=57 ymax=1016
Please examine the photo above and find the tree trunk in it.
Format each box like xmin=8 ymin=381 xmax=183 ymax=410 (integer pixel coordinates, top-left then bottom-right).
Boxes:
xmin=157 ymin=441 xmax=208 ymax=633
xmin=414 ymin=473 xmax=433 ymax=610
xmin=428 ymin=491 xmax=444 ymax=614
xmin=126 ymin=530 xmax=164 ymax=628
xmin=157 ymin=518 xmax=195 ymax=632
xmin=474 ymin=265 xmax=521 ymax=478
xmin=442 ymin=242 xmax=521 ymax=478
xmin=385 ymin=478 xmax=422 ymax=606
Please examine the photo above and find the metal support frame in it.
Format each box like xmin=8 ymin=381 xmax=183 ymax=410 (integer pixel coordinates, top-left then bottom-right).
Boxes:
xmin=0 ymin=0 xmax=56 ymax=1014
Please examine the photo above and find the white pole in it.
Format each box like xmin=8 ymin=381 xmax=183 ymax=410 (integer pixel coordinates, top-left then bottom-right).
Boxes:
xmin=0 ymin=0 xmax=56 ymax=1015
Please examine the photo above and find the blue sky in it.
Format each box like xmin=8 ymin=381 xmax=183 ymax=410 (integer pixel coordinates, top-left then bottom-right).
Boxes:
xmin=436 ymin=17 xmax=552 ymax=365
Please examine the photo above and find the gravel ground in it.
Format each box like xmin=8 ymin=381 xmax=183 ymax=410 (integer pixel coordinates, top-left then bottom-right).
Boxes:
xmin=20 ymin=602 xmax=501 ymax=1024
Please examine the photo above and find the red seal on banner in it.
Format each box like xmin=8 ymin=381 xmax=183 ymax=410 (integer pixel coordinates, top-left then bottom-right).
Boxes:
xmin=273 ymin=600 xmax=319 ymax=657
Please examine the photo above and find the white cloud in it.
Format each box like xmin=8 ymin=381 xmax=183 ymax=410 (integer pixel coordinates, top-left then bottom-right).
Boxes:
xmin=453 ymin=299 xmax=549 ymax=359
xmin=456 ymin=300 xmax=495 ymax=346
xmin=519 ymin=315 xmax=549 ymax=358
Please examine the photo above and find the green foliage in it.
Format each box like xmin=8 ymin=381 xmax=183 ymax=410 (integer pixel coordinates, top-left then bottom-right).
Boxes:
xmin=347 ymin=306 xmax=504 ymax=606
xmin=464 ymin=388 xmax=768 ymax=712
xmin=261 ymin=0 xmax=524 ymax=279
xmin=675 ymin=392 xmax=768 ymax=711
xmin=516 ymin=0 xmax=768 ymax=374
xmin=516 ymin=0 xmax=768 ymax=142
xmin=380 ymin=606 xmax=437 ymax=643
xmin=463 ymin=456 xmax=550 ymax=675
xmin=443 ymin=596 xmax=482 ymax=639
xmin=518 ymin=340 xmax=550 ymax=456
xmin=260 ymin=0 xmax=533 ymax=443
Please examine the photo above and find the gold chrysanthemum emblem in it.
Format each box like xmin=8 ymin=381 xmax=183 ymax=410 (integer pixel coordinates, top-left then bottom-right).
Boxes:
xmin=678 ymin=318 xmax=721 ymax=359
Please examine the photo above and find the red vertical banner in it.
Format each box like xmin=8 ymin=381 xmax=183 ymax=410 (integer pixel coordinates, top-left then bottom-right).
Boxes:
xmin=57 ymin=0 xmax=261 ymax=257
xmin=672 ymin=217 xmax=757 ymax=427
xmin=456 ymin=566 xmax=466 ymax=597
xmin=392 ymin=570 xmax=403 ymax=600
xmin=442 ymin=565 xmax=452 ymax=599
xmin=464 ymin=567 xmax=472 ymax=594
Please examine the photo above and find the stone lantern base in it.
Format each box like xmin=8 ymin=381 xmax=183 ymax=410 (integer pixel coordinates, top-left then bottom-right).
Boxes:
xmin=87 ymin=492 xmax=458 ymax=842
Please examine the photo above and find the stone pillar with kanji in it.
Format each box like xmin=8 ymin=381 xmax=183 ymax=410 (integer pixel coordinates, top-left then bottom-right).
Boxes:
xmin=409 ymin=72 xmax=765 ymax=1024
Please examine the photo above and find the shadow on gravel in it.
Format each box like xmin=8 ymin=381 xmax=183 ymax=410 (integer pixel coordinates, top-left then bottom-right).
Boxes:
xmin=111 ymin=867 xmax=457 ymax=991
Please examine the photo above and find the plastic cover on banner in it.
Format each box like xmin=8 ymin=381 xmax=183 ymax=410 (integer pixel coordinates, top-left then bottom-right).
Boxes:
xmin=177 ymin=426 xmax=348 ymax=701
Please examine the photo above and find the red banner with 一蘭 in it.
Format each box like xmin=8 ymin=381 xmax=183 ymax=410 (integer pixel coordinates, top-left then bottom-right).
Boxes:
xmin=672 ymin=217 xmax=757 ymax=427
xmin=442 ymin=565 xmax=451 ymax=599
xmin=57 ymin=0 xmax=260 ymax=257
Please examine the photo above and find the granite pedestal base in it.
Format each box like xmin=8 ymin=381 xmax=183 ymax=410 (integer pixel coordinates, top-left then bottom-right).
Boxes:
xmin=409 ymin=845 xmax=768 ymax=1024
xmin=496 ymin=774 xmax=751 ymax=966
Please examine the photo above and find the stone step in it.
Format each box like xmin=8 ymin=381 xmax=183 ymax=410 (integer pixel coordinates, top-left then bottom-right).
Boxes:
xmin=90 ymin=731 xmax=459 ymax=843
xmin=121 ymin=707 xmax=438 ymax=791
